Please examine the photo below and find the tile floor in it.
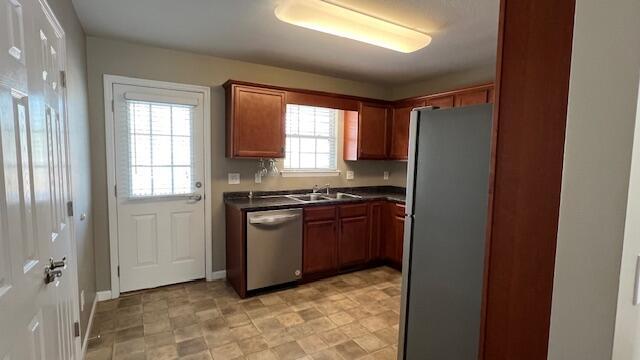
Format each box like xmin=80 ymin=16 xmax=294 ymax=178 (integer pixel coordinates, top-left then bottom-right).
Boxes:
xmin=86 ymin=266 xmax=402 ymax=360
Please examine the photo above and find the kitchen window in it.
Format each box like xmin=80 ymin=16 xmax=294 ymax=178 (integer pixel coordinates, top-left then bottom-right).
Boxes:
xmin=283 ymin=104 xmax=338 ymax=175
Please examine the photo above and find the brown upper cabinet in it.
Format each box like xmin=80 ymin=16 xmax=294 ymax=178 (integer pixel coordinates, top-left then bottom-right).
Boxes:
xmin=344 ymin=102 xmax=391 ymax=160
xmin=224 ymin=82 xmax=286 ymax=158
xmin=389 ymin=100 xmax=426 ymax=160
xmin=426 ymin=95 xmax=454 ymax=109
xmin=454 ymin=88 xmax=490 ymax=107
xmin=224 ymin=79 xmax=493 ymax=160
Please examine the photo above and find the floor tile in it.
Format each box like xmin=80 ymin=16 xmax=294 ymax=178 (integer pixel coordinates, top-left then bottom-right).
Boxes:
xmin=237 ymin=335 xmax=269 ymax=355
xmin=177 ymin=337 xmax=208 ymax=357
xmin=209 ymin=342 xmax=243 ymax=360
xmin=334 ymin=339 xmax=367 ymax=359
xmin=354 ymin=334 xmax=386 ymax=353
xmin=146 ymin=344 xmax=178 ymax=360
xmin=271 ymin=341 xmax=306 ymax=360
xmin=296 ymin=335 xmax=328 ymax=354
xmin=246 ymin=349 xmax=278 ymax=360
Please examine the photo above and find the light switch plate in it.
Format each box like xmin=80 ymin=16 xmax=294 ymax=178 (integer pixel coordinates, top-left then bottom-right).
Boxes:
xmin=254 ymin=173 xmax=262 ymax=184
xmin=228 ymin=173 xmax=240 ymax=185
xmin=346 ymin=171 xmax=354 ymax=180
xmin=384 ymin=171 xmax=389 ymax=180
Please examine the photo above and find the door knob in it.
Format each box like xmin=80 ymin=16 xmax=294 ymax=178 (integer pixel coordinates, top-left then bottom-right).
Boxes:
xmin=44 ymin=267 xmax=63 ymax=284
xmin=188 ymin=194 xmax=202 ymax=201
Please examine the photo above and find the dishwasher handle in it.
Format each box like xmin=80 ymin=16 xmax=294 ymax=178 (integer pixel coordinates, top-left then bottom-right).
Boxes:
xmin=249 ymin=213 xmax=300 ymax=225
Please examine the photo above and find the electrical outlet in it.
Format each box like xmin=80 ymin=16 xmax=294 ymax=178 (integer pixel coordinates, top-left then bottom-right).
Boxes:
xmin=228 ymin=173 xmax=240 ymax=185
xmin=80 ymin=290 xmax=85 ymax=312
xmin=254 ymin=172 xmax=262 ymax=184
xmin=384 ymin=171 xmax=389 ymax=180
xmin=346 ymin=171 xmax=354 ymax=180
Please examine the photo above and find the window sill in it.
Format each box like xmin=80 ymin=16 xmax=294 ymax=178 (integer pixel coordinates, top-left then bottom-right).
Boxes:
xmin=280 ymin=170 xmax=341 ymax=178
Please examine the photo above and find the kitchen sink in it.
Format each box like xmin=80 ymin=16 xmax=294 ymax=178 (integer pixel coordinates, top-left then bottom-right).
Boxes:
xmin=323 ymin=192 xmax=362 ymax=200
xmin=285 ymin=192 xmax=362 ymax=202
xmin=285 ymin=193 xmax=326 ymax=202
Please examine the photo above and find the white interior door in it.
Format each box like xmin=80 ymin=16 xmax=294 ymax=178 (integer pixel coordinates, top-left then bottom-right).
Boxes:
xmin=0 ymin=0 xmax=78 ymax=359
xmin=112 ymin=83 xmax=206 ymax=293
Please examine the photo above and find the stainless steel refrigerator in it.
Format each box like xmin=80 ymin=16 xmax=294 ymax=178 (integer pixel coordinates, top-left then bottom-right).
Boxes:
xmin=398 ymin=104 xmax=493 ymax=359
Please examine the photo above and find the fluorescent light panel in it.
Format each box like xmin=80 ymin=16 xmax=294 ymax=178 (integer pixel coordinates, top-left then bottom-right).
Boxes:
xmin=275 ymin=0 xmax=431 ymax=53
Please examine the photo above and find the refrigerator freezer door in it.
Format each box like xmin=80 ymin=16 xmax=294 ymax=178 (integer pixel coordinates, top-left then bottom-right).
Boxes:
xmin=400 ymin=104 xmax=493 ymax=360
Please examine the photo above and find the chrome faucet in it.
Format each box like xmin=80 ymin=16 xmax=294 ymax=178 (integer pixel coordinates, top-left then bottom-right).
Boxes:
xmin=313 ymin=184 xmax=331 ymax=195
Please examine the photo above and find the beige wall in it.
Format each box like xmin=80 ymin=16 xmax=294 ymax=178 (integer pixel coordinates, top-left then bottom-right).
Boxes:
xmin=86 ymin=36 xmax=407 ymax=291
xmin=48 ymin=0 xmax=95 ymax=342
xmin=389 ymin=64 xmax=495 ymax=100
xmin=547 ymin=0 xmax=640 ymax=358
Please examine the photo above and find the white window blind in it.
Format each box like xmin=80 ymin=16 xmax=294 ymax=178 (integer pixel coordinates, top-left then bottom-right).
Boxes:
xmin=117 ymin=100 xmax=195 ymax=198
xmin=284 ymin=104 xmax=337 ymax=170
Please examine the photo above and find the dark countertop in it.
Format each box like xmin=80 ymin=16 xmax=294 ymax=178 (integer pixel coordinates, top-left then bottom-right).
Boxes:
xmin=224 ymin=186 xmax=406 ymax=212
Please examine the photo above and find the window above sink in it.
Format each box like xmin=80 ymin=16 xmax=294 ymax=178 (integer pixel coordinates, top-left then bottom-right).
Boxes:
xmin=282 ymin=104 xmax=339 ymax=176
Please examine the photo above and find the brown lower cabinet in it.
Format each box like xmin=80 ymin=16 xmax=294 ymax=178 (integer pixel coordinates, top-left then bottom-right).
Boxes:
xmin=302 ymin=206 xmax=338 ymax=278
xmin=391 ymin=204 xmax=405 ymax=268
xmin=337 ymin=204 xmax=370 ymax=268
xmin=369 ymin=201 xmax=385 ymax=261
xmin=380 ymin=202 xmax=405 ymax=269
xmin=302 ymin=200 xmax=404 ymax=281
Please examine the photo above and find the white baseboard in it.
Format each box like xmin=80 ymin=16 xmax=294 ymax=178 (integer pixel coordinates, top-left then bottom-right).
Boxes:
xmin=210 ymin=270 xmax=226 ymax=280
xmin=96 ymin=290 xmax=113 ymax=301
xmin=81 ymin=295 xmax=97 ymax=359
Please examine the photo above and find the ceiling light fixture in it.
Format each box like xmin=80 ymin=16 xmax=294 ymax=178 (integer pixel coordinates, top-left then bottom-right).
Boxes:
xmin=274 ymin=0 xmax=432 ymax=53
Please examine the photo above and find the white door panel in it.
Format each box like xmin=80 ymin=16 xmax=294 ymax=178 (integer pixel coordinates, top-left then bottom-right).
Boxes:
xmin=0 ymin=0 xmax=77 ymax=358
xmin=113 ymin=84 xmax=206 ymax=293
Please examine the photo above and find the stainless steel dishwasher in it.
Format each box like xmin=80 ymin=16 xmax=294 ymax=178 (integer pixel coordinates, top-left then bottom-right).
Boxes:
xmin=246 ymin=208 xmax=302 ymax=291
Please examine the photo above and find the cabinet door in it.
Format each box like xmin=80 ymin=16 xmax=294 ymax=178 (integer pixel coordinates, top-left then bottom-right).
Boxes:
xmin=339 ymin=216 xmax=370 ymax=268
xmin=358 ymin=102 xmax=390 ymax=159
xmin=393 ymin=214 xmax=405 ymax=265
xmin=230 ymin=85 xmax=285 ymax=158
xmin=427 ymin=95 xmax=454 ymax=109
xmin=390 ymin=100 xmax=425 ymax=160
xmin=369 ymin=201 xmax=384 ymax=261
xmin=394 ymin=204 xmax=406 ymax=264
xmin=303 ymin=219 xmax=338 ymax=275
xmin=454 ymin=89 xmax=489 ymax=107
xmin=382 ymin=203 xmax=396 ymax=261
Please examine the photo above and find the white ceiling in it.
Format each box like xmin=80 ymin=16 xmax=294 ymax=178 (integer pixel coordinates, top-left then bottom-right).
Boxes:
xmin=71 ymin=0 xmax=499 ymax=85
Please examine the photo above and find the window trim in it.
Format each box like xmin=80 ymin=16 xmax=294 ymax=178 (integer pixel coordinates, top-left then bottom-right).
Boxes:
xmin=280 ymin=169 xmax=341 ymax=177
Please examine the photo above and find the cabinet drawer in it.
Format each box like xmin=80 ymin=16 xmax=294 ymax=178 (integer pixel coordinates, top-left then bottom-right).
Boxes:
xmin=339 ymin=203 xmax=368 ymax=218
xmin=304 ymin=206 xmax=336 ymax=221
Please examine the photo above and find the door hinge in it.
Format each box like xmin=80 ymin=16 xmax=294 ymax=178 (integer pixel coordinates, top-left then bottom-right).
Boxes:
xmin=60 ymin=70 xmax=67 ymax=88
xmin=114 ymin=184 xmax=117 ymax=198
xmin=73 ymin=321 xmax=80 ymax=337
xmin=117 ymin=265 xmax=120 ymax=277
xmin=111 ymin=99 xmax=114 ymax=113
xmin=66 ymin=201 xmax=74 ymax=217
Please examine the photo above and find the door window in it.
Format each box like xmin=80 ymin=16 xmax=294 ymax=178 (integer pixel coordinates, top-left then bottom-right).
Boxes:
xmin=119 ymin=100 xmax=195 ymax=198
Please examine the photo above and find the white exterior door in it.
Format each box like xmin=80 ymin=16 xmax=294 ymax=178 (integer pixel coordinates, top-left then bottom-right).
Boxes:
xmin=111 ymin=83 xmax=206 ymax=293
xmin=0 ymin=0 xmax=78 ymax=359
